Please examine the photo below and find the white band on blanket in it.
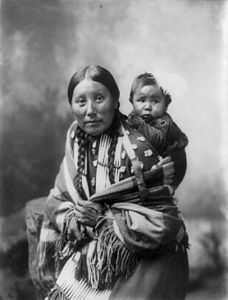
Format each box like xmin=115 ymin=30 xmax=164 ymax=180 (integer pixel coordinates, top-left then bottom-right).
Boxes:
xmin=122 ymin=127 xmax=137 ymax=161
xmin=63 ymin=156 xmax=82 ymax=204
xmin=63 ymin=123 xmax=139 ymax=202
xmin=50 ymin=252 xmax=111 ymax=300
xmin=96 ymin=134 xmax=112 ymax=192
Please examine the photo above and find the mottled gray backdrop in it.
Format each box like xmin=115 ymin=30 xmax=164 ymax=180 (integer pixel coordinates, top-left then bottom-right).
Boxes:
xmin=0 ymin=0 xmax=228 ymax=299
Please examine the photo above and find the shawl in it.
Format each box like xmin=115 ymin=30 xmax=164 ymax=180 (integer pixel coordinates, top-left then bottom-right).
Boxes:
xmin=46 ymin=121 xmax=188 ymax=298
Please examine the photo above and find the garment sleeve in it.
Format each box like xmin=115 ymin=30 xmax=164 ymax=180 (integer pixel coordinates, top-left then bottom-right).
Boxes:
xmin=128 ymin=113 xmax=166 ymax=155
xmin=152 ymin=115 xmax=188 ymax=189
xmin=45 ymin=160 xmax=75 ymax=232
xmin=128 ymin=113 xmax=188 ymax=189
xmin=45 ymin=122 xmax=82 ymax=232
xmin=172 ymin=149 xmax=187 ymax=189
xmin=152 ymin=114 xmax=188 ymax=155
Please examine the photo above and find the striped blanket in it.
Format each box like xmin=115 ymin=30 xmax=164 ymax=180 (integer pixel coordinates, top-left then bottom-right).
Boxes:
xmin=26 ymin=121 xmax=188 ymax=299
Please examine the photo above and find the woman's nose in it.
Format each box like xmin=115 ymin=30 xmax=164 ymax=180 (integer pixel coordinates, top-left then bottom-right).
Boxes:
xmin=86 ymin=100 xmax=96 ymax=116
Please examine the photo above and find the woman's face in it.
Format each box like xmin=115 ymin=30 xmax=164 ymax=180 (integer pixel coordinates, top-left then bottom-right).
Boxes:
xmin=71 ymin=79 xmax=118 ymax=136
xmin=132 ymin=84 xmax=167 ymax=122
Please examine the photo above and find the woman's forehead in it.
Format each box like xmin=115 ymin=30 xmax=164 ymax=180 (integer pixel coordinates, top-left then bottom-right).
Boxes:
xmin=73 ymin=79 xmax=109 ymax=96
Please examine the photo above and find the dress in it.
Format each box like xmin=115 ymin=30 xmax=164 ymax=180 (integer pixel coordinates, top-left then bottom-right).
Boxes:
xmin=44 ymin=118 xmax=189 ymax=299
xmin=128 ymin=112 xmax=188 ymax=189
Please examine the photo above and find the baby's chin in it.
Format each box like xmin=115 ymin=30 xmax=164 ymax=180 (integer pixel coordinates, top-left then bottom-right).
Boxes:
xmin=141 ymin=114 xmax=154 ymax=122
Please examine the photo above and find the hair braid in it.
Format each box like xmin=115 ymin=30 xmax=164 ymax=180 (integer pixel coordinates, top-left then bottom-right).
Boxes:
xmin=75 ymin=126 xmax=87 ymax=198
xmin=107 ymin=111 xmax=122 ymax=184
xmin=74 ymin=111 xmax=123 ymax=191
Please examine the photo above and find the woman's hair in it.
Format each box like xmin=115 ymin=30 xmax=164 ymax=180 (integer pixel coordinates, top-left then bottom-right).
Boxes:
xmin=67 ymin=65 xmax=120 ymax=104
xmin=69 ymin=65 xmax=122 ymax=197
xmin=129 ymin=72 xmax=172 ymax=106
xmin=75 ymin=113 xmax=121 ymax=197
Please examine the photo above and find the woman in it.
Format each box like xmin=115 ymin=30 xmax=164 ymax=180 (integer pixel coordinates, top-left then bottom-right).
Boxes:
xmin=44 ymin=65 xmax=189 ymax=299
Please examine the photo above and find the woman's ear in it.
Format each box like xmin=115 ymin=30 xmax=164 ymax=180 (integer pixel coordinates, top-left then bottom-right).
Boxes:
xmin=114 ymin=101 xmax=120 ymax=109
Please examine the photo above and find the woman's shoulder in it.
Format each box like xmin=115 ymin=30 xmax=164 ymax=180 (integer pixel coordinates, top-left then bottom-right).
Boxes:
xmin=67 ymin=120 xmax=78 ymax=139
xmin=64 ymin=121 xmax=78 ymax=151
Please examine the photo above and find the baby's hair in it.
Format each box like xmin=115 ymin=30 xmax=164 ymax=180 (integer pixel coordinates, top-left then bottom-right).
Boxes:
xmin=129 ymin=72 xmax=172 ymax=106
xmin=161 ymin=87 xmax=172 ymax=106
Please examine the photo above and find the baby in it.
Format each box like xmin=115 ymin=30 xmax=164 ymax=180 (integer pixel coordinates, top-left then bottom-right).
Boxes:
xmin=128 ymin=73 xmax=188 ymax=190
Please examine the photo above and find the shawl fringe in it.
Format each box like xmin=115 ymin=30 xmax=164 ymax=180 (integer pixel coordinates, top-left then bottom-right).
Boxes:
xmin=47 ymin=284 xmax=69 ymax=300
xmin=54 ymin=210 xmax=138 ymax=291
xmin=84 ymin=215 xmax=138 ymax=290
xmin=54 ymin=208 xmax=79 ymax=275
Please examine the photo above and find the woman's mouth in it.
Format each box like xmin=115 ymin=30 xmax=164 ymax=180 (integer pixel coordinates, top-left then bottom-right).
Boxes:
xmin=85 ymin=120 xmax=101 ymax=125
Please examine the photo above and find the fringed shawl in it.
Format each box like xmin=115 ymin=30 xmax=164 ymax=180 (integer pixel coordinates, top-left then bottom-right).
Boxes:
xmin=46 ymin=120 xmax=188 ymax=298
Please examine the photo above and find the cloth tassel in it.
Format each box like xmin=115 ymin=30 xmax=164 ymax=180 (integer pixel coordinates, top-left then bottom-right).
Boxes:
xmin=86 ymin=215 xmax=138 ymax=290
xmin=74 ymin=251 xmax=88 ymax=282
xmin=47 ymin=284 xmax=69 ymax=300
xmin=54 ymin=208 xmax=78 ymax=275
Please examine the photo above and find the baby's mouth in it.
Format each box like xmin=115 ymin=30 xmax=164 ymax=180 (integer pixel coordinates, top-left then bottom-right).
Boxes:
xmin=142 ymin=114 xmax=153 ymax=121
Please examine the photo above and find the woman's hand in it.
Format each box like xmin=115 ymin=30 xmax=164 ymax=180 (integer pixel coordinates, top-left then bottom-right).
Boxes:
xmin=152 ymin=156 xmax=174 ymax=185
xmin=67 ymin=216 xmax=86 ymax=242
xmin=74 ymin=199 xmax=104 ymax=227
xmin=66 ymin=200 xmax=104 ymax=243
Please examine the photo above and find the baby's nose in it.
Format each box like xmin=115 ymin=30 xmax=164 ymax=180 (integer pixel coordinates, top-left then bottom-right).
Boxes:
xmin=144 ymin=102 xmax=152 ymax=110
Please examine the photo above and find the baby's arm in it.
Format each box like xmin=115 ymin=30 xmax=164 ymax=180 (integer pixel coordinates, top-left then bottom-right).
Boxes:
xmin=151 ymin=114 xmax=188 ymax=189
xmin=128 ymin=112 xmax=167 ymax=155
xmin=151 ymin=114 xmax=188 ymax=155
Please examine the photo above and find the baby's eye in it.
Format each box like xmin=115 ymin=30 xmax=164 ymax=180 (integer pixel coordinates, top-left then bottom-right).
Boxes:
xmin=151 ymin=97 xmax=160 ymax=104
xmin=95 ymin=95 xmax=104 ymax=102
xmin=137 ymin=97 xmax=145 ymax=102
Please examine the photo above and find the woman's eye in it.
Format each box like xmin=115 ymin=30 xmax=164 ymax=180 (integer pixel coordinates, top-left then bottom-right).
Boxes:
xmin=75 ymin=98 xmax=86 ymax=105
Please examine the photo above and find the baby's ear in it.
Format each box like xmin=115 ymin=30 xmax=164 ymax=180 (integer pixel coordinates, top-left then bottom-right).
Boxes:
xmin=164 ymin=93 xmax=172 ymax=107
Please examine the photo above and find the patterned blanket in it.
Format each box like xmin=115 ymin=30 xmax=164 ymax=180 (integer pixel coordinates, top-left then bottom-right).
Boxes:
xmin=25 ymin=121 xmax=188 ymax=299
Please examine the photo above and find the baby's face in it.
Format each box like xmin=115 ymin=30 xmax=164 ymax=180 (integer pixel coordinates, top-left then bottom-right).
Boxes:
xmin=132 ymin=84 xmax=167 ymax=122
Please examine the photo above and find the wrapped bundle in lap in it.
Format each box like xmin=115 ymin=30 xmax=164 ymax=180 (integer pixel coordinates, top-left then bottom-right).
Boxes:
xmin=47 ymin=172 xmax=187 ymax=299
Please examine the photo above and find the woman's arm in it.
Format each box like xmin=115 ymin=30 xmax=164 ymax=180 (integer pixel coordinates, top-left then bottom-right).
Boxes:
xmin=45 ymin=160 xmax=76 ymax=232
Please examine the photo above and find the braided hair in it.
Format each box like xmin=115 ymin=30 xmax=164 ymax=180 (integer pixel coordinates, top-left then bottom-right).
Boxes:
xmin=106 ymin=110 xmax=122 ymax=184
xmin=129 ymin=72 xmax=172 ymax=106
xmin=74 ymin=126 xmax=87 ymax=197
xmin=68 ymin=65 xmax=122 ymax=197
